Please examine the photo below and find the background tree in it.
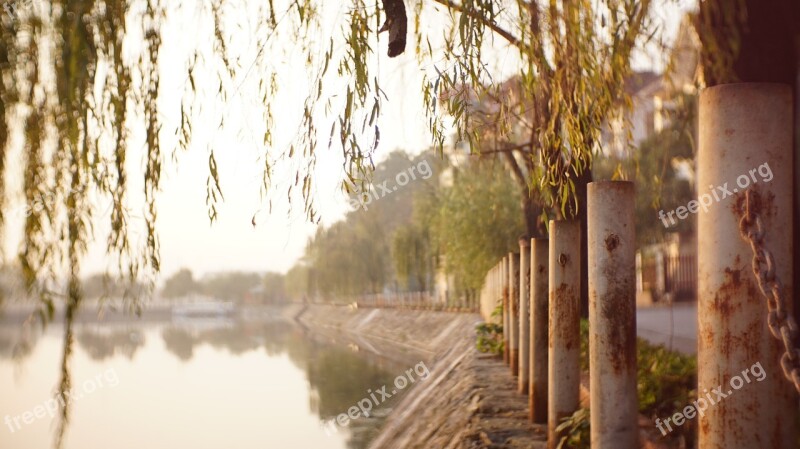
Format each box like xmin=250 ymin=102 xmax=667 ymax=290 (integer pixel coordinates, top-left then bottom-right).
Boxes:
xmin=391 ymin=220 xmax=432 ymax=292
xmin=82 ymin=272 xmax=147 ymax=300
xmin=199 ymin=271 xmax=261 ymax=302
xmin=160 ymin=268 xmax=199 ymax=299
xmin=593 ymin=93 xmax=697 ymax=246
xmin=285 ymin=263 xmax=313 ymax=301
xmin=431 ymin=160 xmax=525 ymax=296
xmin=295 ymin=150 xmax=439 ymax=299
xmin=262 ymin=272 xmax=287 ymax=304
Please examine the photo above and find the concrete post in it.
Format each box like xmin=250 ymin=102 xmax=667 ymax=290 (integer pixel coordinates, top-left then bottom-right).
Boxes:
xmin=492 ymin=264 xmax=498 ymax=321
xmin=635 ymin=251 xmax=643 ymax=295
xmin=588 ymin=181 xmax=638 ymax=449
xmin=495 ymin=264 xmax=501 ymax=320
xmin=509 ymin=252 xmax=520 ymax=376
xmin=503 ymin=256 xmax=510 ymax=365
xmin=519 ymin=238 xmax=531 ymax=395
xmin=548 ymin=220 xmax=581 ymax=449
xmin=483 ymin=266 xmax=490 ymax=322
xmin=530 ymin=238 xmax=549 ymax=423
xmin=697 ymin=83 xmax=796 ymax=448
xmin=495 ymin=264 xmax=500 ymax=318
xmin=654 ymin=249 xmax=665 ymax=301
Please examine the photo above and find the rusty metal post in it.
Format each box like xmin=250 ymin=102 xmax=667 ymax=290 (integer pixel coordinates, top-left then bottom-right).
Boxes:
xmin=503 ymin=256 xmax=510 ymax=365
xmin=484 ymin=265 xmax=492 ymax=321
xmin=495 ymin=263 xmax=501 ymax=319
xmin=509 ymin=252 xmax=520 ymax=376
xmin=489 ymin=262 xmax=496 ymax=318
xmin=519 ymin=238 xmax=531 ymax=394
xmin=529 ymin=237 xmax=549 ymax=423
xmin=588 ymin=181 xmax=638 ymax=449
xmin=698 ymin=83 xmax=796 ymax=448
xmin=548 ymin=220 xmax=581 ymax=449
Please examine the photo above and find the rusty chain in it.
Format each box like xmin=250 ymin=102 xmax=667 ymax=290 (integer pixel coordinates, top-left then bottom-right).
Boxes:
xmin=738 ymin=189 xmax=800 ymax=394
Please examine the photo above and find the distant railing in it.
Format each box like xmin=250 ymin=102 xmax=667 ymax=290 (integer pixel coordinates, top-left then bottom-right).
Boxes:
xmin=354 ymin=291 xmax=478 ymax=313
xmin=664 ymin=253 xmax=697 ymax=300
xmin=638 ymin=251 xmax=697 ymax=302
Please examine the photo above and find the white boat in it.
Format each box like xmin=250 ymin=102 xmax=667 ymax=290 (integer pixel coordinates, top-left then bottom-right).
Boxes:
xmin=171 ymin=301 xmax=235 ymax=318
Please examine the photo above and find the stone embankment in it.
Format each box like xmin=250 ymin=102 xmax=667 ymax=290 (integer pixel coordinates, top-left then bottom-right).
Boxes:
xmin=294 ymin=304 xmax=547 ymax=448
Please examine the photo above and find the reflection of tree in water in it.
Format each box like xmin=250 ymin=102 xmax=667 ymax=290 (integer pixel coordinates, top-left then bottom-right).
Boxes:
xmin=3 ymin=307 xmax=403 ymax=449
xmin=0 ymin=329 xmax=37 ymax=360
xmin=305 ymin=346 xmax=400 ymax=449
xmin=306 ymin=347 xmax=396 ymax=420
xmin=159 ymin=321 xmax=309 ymax=367
xmin=150 ymin=320 xmax=400 ymax=449
xmin=162 ymin=328 xmax=196 ymax=361
xmin=203 ymin=326 xmax=264 ymax=355
xmin=76 ymin=330 xmax=145 ymax=361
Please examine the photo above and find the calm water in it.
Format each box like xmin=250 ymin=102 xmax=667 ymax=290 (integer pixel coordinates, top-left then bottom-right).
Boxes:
xmin=0 ymin=313 xmax=400 ymax=449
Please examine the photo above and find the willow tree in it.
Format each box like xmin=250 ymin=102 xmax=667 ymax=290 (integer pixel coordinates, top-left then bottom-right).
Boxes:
xmin=421 ymin=0 xmax=651 ymax=316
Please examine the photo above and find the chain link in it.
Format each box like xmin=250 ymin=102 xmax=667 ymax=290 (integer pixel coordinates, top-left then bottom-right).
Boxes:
xmin=738 ymin=189 xmax=800 ymax=394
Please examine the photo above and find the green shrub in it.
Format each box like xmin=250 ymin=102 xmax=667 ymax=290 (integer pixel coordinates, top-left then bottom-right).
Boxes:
xmin=637 ymin=338 xmax=697 ymax=446
xmin=476 ymin=304 xmax=505 ymax=355
xmin=575 ymin=319 xmax=697 ymax=446
xmin=637 ymin=339 xmax=697 ymax=417
xmin=476 ymin=322 xmax=504 ymax=355
xmin=557 ymin=408 xmax=590 ymax=449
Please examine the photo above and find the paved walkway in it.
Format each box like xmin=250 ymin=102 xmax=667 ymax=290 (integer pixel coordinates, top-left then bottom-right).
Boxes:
xmin=463 ymin=353 xmax=548 ymax=448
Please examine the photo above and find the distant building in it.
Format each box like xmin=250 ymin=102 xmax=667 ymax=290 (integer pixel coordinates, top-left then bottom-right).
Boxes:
xmin=601 ymin=14 xmax=701 ymax=159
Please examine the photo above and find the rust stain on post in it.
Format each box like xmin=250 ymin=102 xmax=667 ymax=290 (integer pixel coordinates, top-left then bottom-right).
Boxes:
xmin=697 ymin=83 xmax=795 ymax=448
xmin=530 ymin=238 xmax=549 ymax=424
xmin=502 ymin=257 xmax=510 ymax=365
xmin=588 ymin=181 xmax=638 ymax=449
xmin=604 ymin=234 xmax=620 ymax=252
xmin=519 ymin=239 xmax=531 ymax=395
xmin=547 ymin=220 xmax=581 ymax=449
xmin=509 ymin=252 xmax=520 ymax=376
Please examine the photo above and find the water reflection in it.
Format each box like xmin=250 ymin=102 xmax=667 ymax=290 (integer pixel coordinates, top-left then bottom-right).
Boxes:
xmin=0 ymin=308 xmax=403 ymax=449
xmin=76 ymin=329 xmax=145 ymax=361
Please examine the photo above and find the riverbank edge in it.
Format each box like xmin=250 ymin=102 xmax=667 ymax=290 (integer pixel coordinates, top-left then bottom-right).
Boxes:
xmin=290 ymin=304 xmax=548 ymax=449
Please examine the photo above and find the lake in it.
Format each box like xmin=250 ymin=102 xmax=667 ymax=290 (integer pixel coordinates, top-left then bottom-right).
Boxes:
xmin=0 ymin=309 xmax=401 ymax=449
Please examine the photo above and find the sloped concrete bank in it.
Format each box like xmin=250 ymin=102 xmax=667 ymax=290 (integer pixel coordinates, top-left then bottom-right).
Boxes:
xmin=294 ymin=304 xmax=478 ymax=368
xmin=293 ymin=305 xmax=547 ymax=449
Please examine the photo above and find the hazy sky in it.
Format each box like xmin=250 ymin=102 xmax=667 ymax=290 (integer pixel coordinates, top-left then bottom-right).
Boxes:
xmin=3 ymin=0 xmax=694 ymax=281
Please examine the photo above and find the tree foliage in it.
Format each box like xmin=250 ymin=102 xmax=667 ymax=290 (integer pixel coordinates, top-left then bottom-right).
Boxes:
xmin=431 ymin=160 xmax=524 ymax=293
xmin=593 ymin=93 xmax=696 ymax=245
xmin=160 ymin=268 xmax=198 ymax=298
xmin=0 ymin=0 xmax=656 ymax=322
xmin=289 ymin=150 xmax=438 ymax=299
xmin=430 ymin=0 xmax=652 ymax=227
xmin=285 ymin=149 xmax=523 ymax=300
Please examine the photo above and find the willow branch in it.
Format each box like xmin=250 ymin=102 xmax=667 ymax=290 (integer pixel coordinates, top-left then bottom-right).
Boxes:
xmin=474 ymin=142 xmax=532 ymax=155
xmin=501 ymin=146 xmax=529 ymax=191
xmin=431 ymin=0 xmax=529 ymax=51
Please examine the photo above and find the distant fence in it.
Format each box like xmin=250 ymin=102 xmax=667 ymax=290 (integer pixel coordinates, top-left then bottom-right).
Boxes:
xmin=354 ymin=291 xmax=478 ymax=312
xmin=665 ymin=253 xmax=697 ymax=299
xmin=638 ymin=250 xmax=697 ymax=302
